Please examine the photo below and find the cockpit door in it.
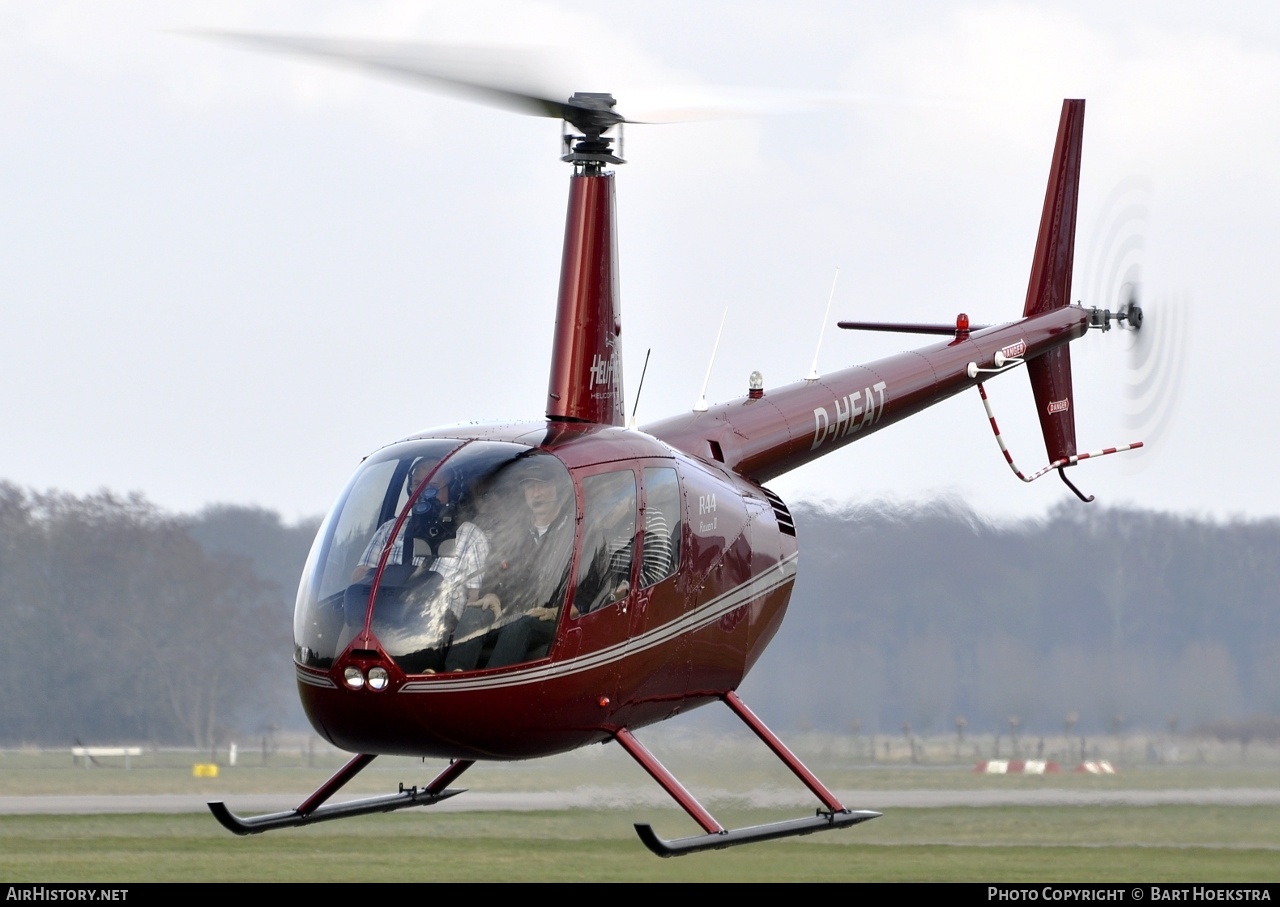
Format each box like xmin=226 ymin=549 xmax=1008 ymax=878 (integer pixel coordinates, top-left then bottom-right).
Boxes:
xmin=628 ymin=465 xmax=683 ymax=638
xmin=557 ymin=466 xmax=639 ymax=703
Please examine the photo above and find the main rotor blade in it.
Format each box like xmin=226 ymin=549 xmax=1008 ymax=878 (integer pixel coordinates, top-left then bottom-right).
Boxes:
xmin=188 ymin=31 xmax=579 ymax=121
xmin=184 ymin=30 xmax=898 ymax=129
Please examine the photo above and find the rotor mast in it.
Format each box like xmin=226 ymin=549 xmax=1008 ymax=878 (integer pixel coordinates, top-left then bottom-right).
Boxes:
xmin=546 ymin=93 xmax=626 ymax=425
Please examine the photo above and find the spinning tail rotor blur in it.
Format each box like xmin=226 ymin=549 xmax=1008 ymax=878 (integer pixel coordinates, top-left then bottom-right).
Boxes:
xmin=1080 ymin=176 xmax=1188 ymax=472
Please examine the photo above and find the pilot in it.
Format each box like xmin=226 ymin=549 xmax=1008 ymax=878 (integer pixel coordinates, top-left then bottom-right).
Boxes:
xmin=446 ymin=454 xmax=575 ymax=670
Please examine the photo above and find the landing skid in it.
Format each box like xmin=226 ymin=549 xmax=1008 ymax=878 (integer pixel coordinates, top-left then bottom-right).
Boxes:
xmin=635 ymin=809 xmax=880 ymax=857
xmin=208 ymin=754 xmax=473 ymax=835
xmin=615 ymin=691 xmax=881 ymax=857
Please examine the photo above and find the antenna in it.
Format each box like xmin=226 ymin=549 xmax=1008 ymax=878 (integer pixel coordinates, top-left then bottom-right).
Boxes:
xmin=806 ymin=267 xmax=839 ymax=382
xmin=629 ymin=348 xmax=651 ymax=430
xmin=693 ymin=308 xmax=728 ymax=412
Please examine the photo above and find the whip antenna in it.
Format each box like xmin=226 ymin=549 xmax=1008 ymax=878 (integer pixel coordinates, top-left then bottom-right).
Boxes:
xmin=693 ymin=308 xmax=728 ymax=412
xmin=629 ymin=348 xmax=651 ymax=430
xmin=806 ymin=267 xmax=839 ymax=381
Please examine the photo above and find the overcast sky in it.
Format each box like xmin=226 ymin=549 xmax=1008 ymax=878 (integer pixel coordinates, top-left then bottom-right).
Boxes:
xmin=3 ymin=1 xmax=1277 ymax=524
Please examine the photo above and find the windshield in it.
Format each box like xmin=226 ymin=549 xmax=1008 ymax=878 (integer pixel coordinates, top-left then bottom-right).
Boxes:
xmin=294 ymin=440 xmax=577 ymax=674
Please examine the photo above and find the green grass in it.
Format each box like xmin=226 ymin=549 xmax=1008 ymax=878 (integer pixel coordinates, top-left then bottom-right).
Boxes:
xmin=0 ymin=806 xmax=1276 ymax=882
xmin=3 ymin=747 xmax=1277 ymax=881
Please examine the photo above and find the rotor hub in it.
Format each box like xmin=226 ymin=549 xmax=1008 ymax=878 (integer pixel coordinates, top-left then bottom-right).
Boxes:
xmin=1087 ymin=300 xmax=1143 ymax=333
xmin=561 ymin=92 xmax=625 ymax=166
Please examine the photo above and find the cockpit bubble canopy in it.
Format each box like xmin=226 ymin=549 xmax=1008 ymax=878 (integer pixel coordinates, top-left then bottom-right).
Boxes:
xmin=294 ymin=440 xmax=576 ymax=674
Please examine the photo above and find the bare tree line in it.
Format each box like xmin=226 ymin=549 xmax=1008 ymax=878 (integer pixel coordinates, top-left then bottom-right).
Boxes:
xmin=0 ymin=483 xmax=316 ymax=747
xmin=1 ymin=482 xmax=1276 ymax=745
xmin=742 ymin=500 xmax=1280 ymax=736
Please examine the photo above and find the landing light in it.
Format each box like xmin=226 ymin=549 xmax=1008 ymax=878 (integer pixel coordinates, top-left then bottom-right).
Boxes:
xmin=367 ymin=667 xmax=390 ymax=691
xmin=343 ymin=666 xmax=365 ymax=690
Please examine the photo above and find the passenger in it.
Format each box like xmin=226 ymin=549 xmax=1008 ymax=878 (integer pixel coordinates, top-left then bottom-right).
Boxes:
xmin=351 ymin=456 xmax=491 ymax=673
xmin=396 ymin=491 xmax=491 ymax=673
xmin=350 ymin=456 xmax=452 ymax=584
xmin=574 ymin=473 xmax=637 ymax=615
xmin=638 ymin=507 xmax=675 ymax=589
xmin=429 ymin=515 xmax=489 ymax=611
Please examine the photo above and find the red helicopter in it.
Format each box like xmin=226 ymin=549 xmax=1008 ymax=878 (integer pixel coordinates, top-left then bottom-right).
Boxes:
xmin=206 ymin=38 xmax=1143 ymax=856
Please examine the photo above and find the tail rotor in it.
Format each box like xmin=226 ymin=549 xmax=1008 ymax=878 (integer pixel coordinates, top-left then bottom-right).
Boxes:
xmin=1119 ymin=285 xmax=1188 ymax=473
xmin=1080 ymin=177 xmax=1187 ymax=471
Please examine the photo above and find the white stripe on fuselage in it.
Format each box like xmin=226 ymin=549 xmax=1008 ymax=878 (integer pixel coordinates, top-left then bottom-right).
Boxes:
xmin=296 ymin=669 xmax=337 ymax=689
xmin=391 ymin=553 xmax=799 ymax=694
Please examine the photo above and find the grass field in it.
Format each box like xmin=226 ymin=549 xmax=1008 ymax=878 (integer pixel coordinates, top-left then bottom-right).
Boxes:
xmin=1 ymin=808 xmax=1277 ymax=882
xmin=2 ymin=739 xmax=1278 ymax=882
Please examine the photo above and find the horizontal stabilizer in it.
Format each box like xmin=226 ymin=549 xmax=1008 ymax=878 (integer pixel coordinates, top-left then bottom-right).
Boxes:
xmin=838 ymin=320 xmax=990 ymax=336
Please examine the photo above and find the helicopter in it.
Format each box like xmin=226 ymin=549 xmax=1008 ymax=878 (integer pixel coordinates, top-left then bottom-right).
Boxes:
xmin=204 ymin=36 xmax=1144 ymax=856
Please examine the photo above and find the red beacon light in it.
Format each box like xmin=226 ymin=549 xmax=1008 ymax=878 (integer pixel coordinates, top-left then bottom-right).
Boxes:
xmin=955 ymin=312 xmax=971 ymax=337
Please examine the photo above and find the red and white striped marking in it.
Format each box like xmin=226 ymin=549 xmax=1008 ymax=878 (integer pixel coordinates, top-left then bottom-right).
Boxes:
xmin=975 ymin=382 xmax=1143 ymax=483
xmin=1075 ymin=760 xmax=1117 ymax=774
xmin=975 ymin=760 xmax=1061 ymax=774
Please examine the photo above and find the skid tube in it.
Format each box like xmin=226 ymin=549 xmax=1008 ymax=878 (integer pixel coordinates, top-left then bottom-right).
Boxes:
xmin=615 ymin=691 xmax=881 ymax=857
xmin=208 ymin=754 xmax=473 ymax=835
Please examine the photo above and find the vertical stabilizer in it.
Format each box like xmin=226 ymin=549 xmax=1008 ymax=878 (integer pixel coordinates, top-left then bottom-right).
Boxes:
xmin=1024 ymin=100 xmax=1085 ymax=462
xmin=546 ymin=171 xmax=625 ymax=425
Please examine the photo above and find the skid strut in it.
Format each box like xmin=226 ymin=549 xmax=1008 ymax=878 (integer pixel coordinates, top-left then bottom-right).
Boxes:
xmin=208 ymin=755 xmax=473 ymax=835
xmin=614 ymin=691 xmax=880 ymax=857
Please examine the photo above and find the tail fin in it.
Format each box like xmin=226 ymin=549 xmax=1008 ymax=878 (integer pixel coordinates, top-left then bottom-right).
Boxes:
xmin=1024 ymin=99 xmax=1085 ymax=463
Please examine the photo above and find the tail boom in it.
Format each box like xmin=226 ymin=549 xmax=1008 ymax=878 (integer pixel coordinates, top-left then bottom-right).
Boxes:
xmin=645 ymin=305 xmax=1088 ymax=483
xmin=645 ymin=100 xmax=1124 ymax=492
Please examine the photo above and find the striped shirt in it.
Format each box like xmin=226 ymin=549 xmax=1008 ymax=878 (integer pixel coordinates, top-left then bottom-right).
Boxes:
xmin=358 ymin=521 xmax=490 ymax=593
